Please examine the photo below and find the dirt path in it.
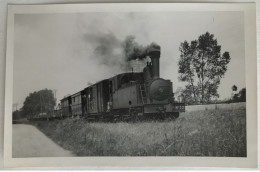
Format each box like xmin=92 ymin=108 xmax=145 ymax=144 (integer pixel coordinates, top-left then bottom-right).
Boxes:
xmin=13 ymin=124 xmax=74 ymax=158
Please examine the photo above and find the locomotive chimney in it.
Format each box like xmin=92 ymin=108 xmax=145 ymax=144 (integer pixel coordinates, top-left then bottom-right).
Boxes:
xmin=148 ymin=43 xmax=161 ymax=79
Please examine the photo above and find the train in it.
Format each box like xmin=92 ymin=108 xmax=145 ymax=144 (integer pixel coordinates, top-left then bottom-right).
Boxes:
xmin=28 ymin=44 xmax=185 ymax=121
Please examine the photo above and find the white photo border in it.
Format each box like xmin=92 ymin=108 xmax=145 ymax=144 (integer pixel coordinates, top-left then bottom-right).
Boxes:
xmin=4 ymin=3 xmax=257 ymax=168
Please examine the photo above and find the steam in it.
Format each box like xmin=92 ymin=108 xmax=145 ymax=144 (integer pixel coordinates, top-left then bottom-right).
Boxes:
xmin=122 ymin=36 xmax=161 ymax=61
xmin=85 ymin=33 xmax=160 ymax=71
xmin=84 ymin=32 xmax=123 ymax=68
xmin=122 ymin=35 xmax=147 ymax=61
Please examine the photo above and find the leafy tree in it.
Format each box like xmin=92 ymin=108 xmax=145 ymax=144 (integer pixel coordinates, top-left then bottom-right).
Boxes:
xmin=178 ymin=32 xmax=231 ymax=104
xmin=233 ymin=93 xmax=239 ymax=102
xmin=231 ymin=85 xmax=238 ymax=100
xmin=231 ymin=87 xmax=246 ymax=102
xmin=12 ymin=110 xmax=23 ymax=120
xmin=175 ymin=87 xmax=186 ymax=102
xmin=175 ymin=86 xmax=199 ymax=105
xmin=239 ymin=88 xmax=246 ymax=102
xmin=22 ymin=89 xmax=56 ymax=118
xmin=232 ymin=85 xmax=238 ymax=92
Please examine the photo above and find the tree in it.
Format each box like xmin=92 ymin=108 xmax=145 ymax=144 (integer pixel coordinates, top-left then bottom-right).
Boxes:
xmin=178 ymin=32 xmax=231 ymax=104
xmin=231 ymin=87 xmax=246 ymax=102
xmin=175 ymin=86 xmax=199 ymax=105
xmin=232 ymin=85 xmax=238 ymax=92
xmin=22 ymin=89 xmax=56 ymax=118
xmin=233 ymin=93 xmax=239 ymax=102
xmin=12 ymin=110 xmax=22 ymax=120
xmin=238 ymin=88 xmax=246 ymax=102
xmin=231 ymin=85 xmax=238 ymax=101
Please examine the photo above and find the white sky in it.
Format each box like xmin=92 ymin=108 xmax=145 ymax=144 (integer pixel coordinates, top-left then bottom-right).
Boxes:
xmin=13 ymin=11 xmax=245 ymax=109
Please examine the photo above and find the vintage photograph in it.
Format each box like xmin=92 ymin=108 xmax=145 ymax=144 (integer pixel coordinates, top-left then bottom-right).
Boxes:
xmin=4 ymin=3 xmax=257 ymax=168
xmin=12 ymin=10 xmax=247 ymax=157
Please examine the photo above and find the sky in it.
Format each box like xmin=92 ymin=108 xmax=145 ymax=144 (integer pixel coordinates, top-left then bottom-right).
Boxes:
xmin=13 ymin=11 xmax=245 ymax=109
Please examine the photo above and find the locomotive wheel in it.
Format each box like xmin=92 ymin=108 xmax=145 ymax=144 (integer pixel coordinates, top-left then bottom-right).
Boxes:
xmin=173 ymin=112 xmax=180 ymax=119
xmin=168 ymin=113 xmax=179 ymax=120
xmin=158 ymin=113 xmax=167 ymax=121
xmin=112 ymin=115 xmax=120 ymax=123
xmin=127 ymin=113 xmax=137 ymax=122
xmin=132 ymin=114 xmax=139 ymax=122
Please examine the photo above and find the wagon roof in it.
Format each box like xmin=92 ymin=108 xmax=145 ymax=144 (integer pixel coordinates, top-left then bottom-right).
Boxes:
xmin=60 ymin=94 xmax=71 ymax=101
xmin=71 ymin=90 xmax=83 ymax=97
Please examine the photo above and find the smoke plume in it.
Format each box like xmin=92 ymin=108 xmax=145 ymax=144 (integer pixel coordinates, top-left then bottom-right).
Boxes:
xmin=84 ymin=32 xmax=123 ymax=67
xmin=122 ymin=35 xmax=148 ymax=61
xmin=122 ymin=36 xmax=161 ymax=61
xmin=85 ymin=33 xmax=160 ymax=71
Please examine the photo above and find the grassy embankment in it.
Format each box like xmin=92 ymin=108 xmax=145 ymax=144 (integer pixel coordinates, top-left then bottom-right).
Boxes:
xmin=32 ymin=107 xmax=246 ymax=157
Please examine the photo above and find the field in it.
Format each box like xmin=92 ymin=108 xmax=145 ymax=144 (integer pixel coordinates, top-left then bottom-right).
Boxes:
xmin=32 ymin=106 xmax=246 ymax=157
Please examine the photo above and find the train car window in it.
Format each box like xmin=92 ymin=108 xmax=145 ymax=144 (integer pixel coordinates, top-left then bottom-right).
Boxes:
xmin=89 ymin=87 xmax=93 ymax=100
xmin=109 ymin=81 xmax=112 ymax=94
xmin=115 ymin=77 xmax=118 ymax=91
xmin=111 ymin=78 xmax=114 ymax=92
xmin=116 ymin=77 xmax=119 ymax=91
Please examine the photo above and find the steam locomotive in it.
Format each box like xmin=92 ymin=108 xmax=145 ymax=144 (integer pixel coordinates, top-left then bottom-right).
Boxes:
xmin=29 ymin=44 xmax=185 ymax=121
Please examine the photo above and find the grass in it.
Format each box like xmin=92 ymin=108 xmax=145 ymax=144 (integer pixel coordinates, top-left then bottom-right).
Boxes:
xmin=32 ymin=106 xmax=246 ymax=157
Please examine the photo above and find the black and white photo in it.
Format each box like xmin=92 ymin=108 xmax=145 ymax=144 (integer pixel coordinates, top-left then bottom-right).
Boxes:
xmin=4 ymin=3 xmax=257 ymax=168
